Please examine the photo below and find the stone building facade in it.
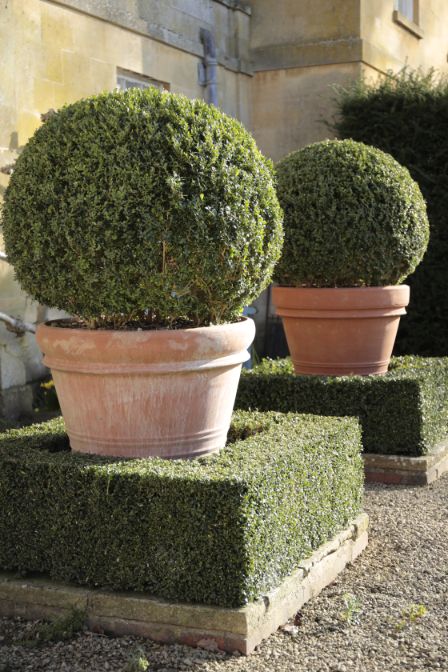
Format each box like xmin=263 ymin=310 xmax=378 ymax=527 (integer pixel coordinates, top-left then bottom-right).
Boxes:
xmin=1 ymin=0 xmax=447 ymax=414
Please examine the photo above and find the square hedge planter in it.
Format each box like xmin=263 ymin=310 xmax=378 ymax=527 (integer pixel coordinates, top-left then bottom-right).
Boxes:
xmin=0 ymin=411 xmax=365 ymax=652
xmin=0 ymin=412 xmax=363 ymax=607
xmin=236 ymin=356 xmax=448 ymax=484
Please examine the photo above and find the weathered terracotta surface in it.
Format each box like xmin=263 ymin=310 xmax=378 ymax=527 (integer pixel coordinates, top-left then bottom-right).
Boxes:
xmin=36 ymin=318 xmax=255 ymax=458
xmin=272 ymin=286 xmax=410 ymax=376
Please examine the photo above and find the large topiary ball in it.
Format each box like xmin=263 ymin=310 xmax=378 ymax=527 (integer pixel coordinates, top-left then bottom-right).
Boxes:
xmin=2 ymin=89 xmax=283 ymax=326
xmin=274 ymin=139 xmax=429 ymax=287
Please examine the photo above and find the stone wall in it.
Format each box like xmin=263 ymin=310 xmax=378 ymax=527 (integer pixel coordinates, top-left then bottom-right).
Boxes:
xmin=361 ymin=0 xmax=448 ymax=74
xmin=248 ymin=0 xmax=448 ymax=161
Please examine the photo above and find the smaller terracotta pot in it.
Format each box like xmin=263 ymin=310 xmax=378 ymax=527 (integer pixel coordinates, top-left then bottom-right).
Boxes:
xmin=272 ymin=285 xmax=410 ymax=376
xmin=36 ymin=317 xmax=255 ymax=459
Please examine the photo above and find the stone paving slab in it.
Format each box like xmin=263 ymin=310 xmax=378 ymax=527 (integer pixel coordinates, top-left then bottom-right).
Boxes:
xmin=0 ymin=514 xmax=368 ymax=655
xmin=363 ymin=439 xmax=448 ymax=485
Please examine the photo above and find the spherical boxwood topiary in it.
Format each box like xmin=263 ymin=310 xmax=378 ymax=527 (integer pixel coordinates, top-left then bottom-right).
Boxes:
xmin=274 ymin=139 xmax=429 ymax=287
xmin=2 ymin=89 xmax=283 ymax=326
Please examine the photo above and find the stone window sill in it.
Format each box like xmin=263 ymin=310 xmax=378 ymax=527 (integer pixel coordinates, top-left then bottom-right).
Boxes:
xmin=393 ymin=10 xmax=424 ymax=39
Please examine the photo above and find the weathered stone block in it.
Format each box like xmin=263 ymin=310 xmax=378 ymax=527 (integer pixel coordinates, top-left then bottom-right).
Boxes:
xmin=364 ymin=440 xmax=448 ymax=486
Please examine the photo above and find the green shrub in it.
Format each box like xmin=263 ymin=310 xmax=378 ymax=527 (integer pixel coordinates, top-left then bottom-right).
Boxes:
xmin=17 ymin=608 xmax=86 ymax=647
xmin=125 ymin=648 xmax=150 ymax=672
xmin=274 ymin=139 xmax=429 ymax=287
xmin=0 ymin=411 xmax=363 ymax=608
xmin=2 ymin=89 xmax=283 ymax=327
xmin=333 ymin=69 xmax=448 ymax=354
xmin=236 ymin=356 xmax=448 ymax=456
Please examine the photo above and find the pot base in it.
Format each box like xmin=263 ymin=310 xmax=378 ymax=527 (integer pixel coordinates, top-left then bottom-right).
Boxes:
xmin=67 ymin=426 xmax=225 ymax=459
xmin=295 ymin=359 xmax=389 ymax=377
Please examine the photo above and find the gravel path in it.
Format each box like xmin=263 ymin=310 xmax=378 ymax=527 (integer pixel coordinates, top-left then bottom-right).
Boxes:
xmin=1 ymin=476 xmax=447 ymax=672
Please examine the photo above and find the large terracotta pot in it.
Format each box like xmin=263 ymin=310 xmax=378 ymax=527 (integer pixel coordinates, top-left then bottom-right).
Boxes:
xmin=36 ymin=317 xmax=255 ymax=459
xmin=272 ymin=286 xmax=410 ymax=376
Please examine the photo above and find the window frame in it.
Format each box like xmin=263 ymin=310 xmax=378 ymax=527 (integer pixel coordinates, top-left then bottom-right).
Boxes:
xmin=116 ymin=68 xmax=170 ymax=92
xmin=393 ymin=0 xmax=423 ymax=39
xmin=395 ymin=0 xmax=418 ymax=24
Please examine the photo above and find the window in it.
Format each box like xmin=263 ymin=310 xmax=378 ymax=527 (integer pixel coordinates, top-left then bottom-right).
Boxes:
xmin=116 ymin=68 xmax=169 ymax=92
xmin=394 ymin=0 xmax=418 ymax=24
xmin=393 ymin=0 xmax=423 ymax=38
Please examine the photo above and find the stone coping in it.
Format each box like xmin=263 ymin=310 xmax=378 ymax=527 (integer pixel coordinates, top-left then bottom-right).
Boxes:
xmin=0 ymin=514 xmax=368 ymax=655
xmin=364 ymin=440 xmax=448 ymax=486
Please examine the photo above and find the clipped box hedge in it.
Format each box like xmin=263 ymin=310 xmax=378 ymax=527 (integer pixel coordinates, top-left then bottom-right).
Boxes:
xmin=236 ymin=357 xmax=448 ymax=457
xmin=0 ymin=411 xmax=363 ymax=608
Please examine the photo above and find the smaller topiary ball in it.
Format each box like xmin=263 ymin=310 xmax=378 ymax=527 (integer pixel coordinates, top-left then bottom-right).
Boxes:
xmin=2 ymin=88 xmax=283 ymax=326
xmin=274 ymin=139 xmax=429 ymax=287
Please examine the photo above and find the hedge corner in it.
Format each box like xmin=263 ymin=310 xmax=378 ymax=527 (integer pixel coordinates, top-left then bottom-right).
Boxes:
xmin=236 ymin=356 xmax=448 ymax=457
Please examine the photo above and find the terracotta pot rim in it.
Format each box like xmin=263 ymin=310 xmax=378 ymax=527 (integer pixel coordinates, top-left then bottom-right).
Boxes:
xmin=36 ymin=316 xmax=255 ymax=373
xmin=273 ymin=284 xmax=409 ymax=292
xmin=272 ymin=285 xmax=410 ymax=317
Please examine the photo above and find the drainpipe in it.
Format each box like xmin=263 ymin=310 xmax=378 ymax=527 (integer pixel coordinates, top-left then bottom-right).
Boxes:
xmin=199 ymin=28 xmax=218 ymax=106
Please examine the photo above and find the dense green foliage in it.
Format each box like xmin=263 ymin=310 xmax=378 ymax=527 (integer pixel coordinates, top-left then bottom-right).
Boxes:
xmin=236 ymin=357 xmax=448 ymax=456
xmin=18 ymin=609 xmax=86 ymax=647
xmin=0 ymin=411 xmax=363 ymax=608
xmin=274 ymin=139 xmax=429 ymax=287
xmin=333 ymin=70 xmax=448 ymax=354
xmin=2 ymin=89 xmax=283 ymax=327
